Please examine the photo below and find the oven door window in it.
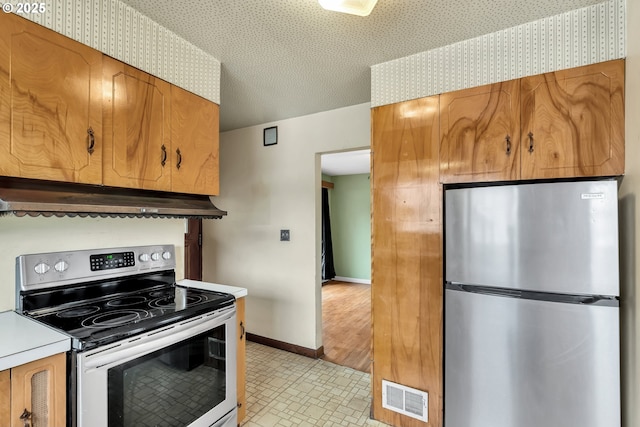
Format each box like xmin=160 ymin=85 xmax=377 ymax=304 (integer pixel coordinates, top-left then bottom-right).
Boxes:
xmin=107 ymin=326 xmax=227 ymax=427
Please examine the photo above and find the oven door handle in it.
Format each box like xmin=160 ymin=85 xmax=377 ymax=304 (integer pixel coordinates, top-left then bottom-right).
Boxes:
xmin=81 ymin=308 xmax=235 ymax=371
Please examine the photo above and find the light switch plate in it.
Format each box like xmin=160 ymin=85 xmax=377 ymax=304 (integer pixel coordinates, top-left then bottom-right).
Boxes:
xmin=280 ymin=229 xmax=290 ymax=241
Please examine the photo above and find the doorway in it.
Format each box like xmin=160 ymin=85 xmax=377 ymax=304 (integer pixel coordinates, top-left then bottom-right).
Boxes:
xmin=319 ymin=149 xmax=371 ymax=372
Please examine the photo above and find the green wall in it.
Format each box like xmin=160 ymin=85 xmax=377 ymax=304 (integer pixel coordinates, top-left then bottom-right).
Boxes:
xmin=327 ymin=174 xmax=371 ymax=281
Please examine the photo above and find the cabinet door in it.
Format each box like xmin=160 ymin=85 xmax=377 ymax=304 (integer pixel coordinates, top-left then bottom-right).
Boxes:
xmin=0 ymin=13 xmax=102 ymax=184
xmin=440 ymin=79 xmax=520 ymax=183
xmin=521 ymin=59 xmax=625 ymax=179
xmin=10 ymin=353 xmax=66 ymax=427
xmin=102 ymin=56 xmax=171 ymax=191
xmin=371 ymin=97 xmax=443 ymax=427
xmin=236 ymin=297 xmax=246 ymax=423
xmin=170 ymin=85 xmax=219 ymax=195
xmin=0 ymin=369 xmax=9 ymax=425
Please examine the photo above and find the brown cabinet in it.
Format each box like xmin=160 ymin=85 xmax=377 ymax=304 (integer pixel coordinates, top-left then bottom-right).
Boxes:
xmin=439 ymin=59 xmax=624 ymax=183
xmin=236 ymin=297 xmax=246 ymax=423
xmin=440 ymin=79 xmax=520 ymax=183
xmin=171 ymin=85 xmax=220 ymax=195
xmin=102 ymin=56 xmax=171 ymax=191
xmin=0 ymin=12 xmax=102 ymax=184
xmin=371 ymin=97 xmax=443 ymax=427
xmin=1 ymin=353 xmax=66 ymax=427
xmin=0 ymin=369 xmax=9 ymax=423
xmin=0 ymin=13 xmax=220 ymax=196
xmin=520 ymin=59 xmax=625 ymax=179
xmin=103 ymin=63 xmax=219 ymax=195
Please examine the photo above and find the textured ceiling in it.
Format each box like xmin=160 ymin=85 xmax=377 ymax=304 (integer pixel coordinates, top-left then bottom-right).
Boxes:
xmin=321 ymin=149 xmax=371 ymax=176
xmin=120 ymin=0 xmax=603 ymax=132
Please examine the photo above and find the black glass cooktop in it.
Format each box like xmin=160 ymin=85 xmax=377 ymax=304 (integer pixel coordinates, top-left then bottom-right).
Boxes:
xmin=20 ymin=271 xmax=234 ymax=350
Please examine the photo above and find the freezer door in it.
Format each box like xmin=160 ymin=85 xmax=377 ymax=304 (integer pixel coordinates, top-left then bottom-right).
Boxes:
xmin=445 ymin=180 xmax=619 ymax=296
xmin=444 ymin=288 xmax=620 ymax=427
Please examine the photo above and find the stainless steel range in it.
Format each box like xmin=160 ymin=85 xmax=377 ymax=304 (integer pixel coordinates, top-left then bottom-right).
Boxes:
xmin=16 ymin=245 xmax=237 ymax=427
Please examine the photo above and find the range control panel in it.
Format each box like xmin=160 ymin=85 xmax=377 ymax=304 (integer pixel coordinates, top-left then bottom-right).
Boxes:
xmin=90 ymin=251 xmax=136 ymax=271
xmin=17 ymin=245 xmax=176 ymax=292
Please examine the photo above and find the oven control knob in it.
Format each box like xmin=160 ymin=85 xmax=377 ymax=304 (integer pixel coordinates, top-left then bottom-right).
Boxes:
xmin=162 ymin=251 xmax=172 ymax=260
xmin=54 ymin=260 xmax=69 ymax=273
xmin=139 ymin=253 xmax=150 ymax=262
xmin=34 ymin=262 xmax=50 ymax=275
xmin=151 ymin=252 xmax=161 ymax=261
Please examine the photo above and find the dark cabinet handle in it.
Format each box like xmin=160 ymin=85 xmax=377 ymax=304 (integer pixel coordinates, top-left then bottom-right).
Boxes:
xmin=161 ymin=145 xmax=167 ymax=167
xmin=176 ymin=148 xmax=182 ymax=169
xmin=20 ymin=408 xmax=32 ymax=427
xmin=528 ymin=132 xmax=534 ymax=153
xmin=87 ymin=127 xmax=95 ymax=155
xmin=505 ymin=135 xmax=511 ymax=155
xmin=240 ymin=321 xmax=245 ymax=340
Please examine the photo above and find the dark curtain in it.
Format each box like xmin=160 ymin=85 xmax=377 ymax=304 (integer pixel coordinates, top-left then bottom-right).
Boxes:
xmin=321 ymin=188 xmax=336 ymax=281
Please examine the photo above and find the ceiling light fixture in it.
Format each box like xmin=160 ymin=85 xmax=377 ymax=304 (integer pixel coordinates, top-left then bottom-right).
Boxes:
xmin=318 ymin=0 xmax=379 ymax=17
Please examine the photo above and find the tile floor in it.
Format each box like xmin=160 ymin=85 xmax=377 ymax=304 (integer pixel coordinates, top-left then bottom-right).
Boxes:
xmin=243 ymin=341 xmax=390 ymax=427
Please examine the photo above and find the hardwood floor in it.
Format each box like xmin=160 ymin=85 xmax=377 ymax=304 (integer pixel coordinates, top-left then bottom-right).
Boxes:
xmin=321 ymin=280 xmax=371 ymax=373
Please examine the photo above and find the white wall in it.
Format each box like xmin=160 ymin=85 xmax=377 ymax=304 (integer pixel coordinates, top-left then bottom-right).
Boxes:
xmin=202 ymin=102 xmax=370 ymax=350
xmin=0 ymin=216 xmax=186 ymax=311
xmin=619 ymin=0 xmax=639 ymax=424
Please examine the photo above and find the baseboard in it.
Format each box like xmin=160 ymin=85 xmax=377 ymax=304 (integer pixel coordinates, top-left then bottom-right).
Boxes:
xmin=333 ymin=276 xmax=371 ymax=285
xmin=246 ymin=333 xmax=324 ymax=359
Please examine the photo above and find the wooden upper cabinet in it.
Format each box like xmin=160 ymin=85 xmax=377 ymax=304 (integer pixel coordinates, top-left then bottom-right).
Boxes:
xmin=0 ymin=13 xmax=102 ymax=184
xmin=170 ymin=85 xmax=219 ymax=195
xmin=520 ymin=59 xmax=625 ymax=179
xmin=102 ymin=56 xmax=171 ymax=191
xmin=440 ymin=79 xmax=520 ymax=183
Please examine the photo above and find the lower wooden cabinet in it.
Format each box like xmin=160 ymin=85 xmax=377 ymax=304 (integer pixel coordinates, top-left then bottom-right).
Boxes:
xmin=236 ymin=297 xmax=247 ymax=423
xmin=0 ymin=369 xmax=10 ymax=424
xmin=1 ymin=353 xmax=66 ymax=427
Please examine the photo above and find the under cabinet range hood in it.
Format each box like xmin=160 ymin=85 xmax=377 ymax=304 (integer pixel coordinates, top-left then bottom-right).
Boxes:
xmin=0 ymin=177 xmax=227 ymax=219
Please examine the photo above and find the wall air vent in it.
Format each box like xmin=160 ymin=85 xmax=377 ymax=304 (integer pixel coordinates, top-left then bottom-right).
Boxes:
xmin=381 ymin=379 xmax=428 ymax=422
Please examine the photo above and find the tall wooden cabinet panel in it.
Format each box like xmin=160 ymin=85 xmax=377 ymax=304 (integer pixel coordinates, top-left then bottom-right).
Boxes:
xmin=0 ymin=13 xmax=102 ymax=184
xmin=102 ymin=56 xmax=172 ymax=191
xmin=520 ymin=59 xmax=625 ymax=179
xmin=0 ymin=369 xmax=9 ymax=423
xmin=9 ymin=353 xmax=66 ymax=427
xmin=371 ymin=97 xmax=443 ymax=427
xmin=439 ymin=79 xmax=520 ymax=183
xmin=236 ymin=297 xmax=247 ymax=423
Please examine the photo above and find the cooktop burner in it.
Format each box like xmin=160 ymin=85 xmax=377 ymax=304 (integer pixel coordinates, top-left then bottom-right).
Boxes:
xmin=107 ymin=295 xmax=148 ymax=307
xmin=81 ymin=309 xmax=151 ymax=328
xmin=57 ymin=306 xmax=100 ymax=318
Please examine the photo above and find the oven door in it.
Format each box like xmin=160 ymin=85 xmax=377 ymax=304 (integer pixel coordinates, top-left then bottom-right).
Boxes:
xmin=76 ymin=306 xmax=237 ymax=427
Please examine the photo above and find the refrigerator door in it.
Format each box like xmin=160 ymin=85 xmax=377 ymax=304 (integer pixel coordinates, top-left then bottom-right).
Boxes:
xmin=444 ymin=287 xmax=620 ymax=427
xmin=445 ymin=180 xmax=619 ymax=296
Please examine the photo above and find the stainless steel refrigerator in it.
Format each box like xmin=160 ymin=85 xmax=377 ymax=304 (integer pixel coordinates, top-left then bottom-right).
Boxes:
xmin=444 ymin=180 xmax=620 ymax=427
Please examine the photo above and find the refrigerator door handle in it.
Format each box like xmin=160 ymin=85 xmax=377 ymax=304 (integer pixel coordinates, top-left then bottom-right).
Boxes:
xmin=445 ymin=282 xmax=619 ymax=307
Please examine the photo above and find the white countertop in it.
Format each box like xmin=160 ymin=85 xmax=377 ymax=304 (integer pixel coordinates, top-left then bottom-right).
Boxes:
xmin=0 ymin=311 xmax=71 ymax=371
xmin=177 ymin=279 xmax=248 ymax=299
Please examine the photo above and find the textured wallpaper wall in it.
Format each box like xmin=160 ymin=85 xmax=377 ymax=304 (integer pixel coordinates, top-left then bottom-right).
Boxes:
xmin=15 ymin=0 xmax=220 ymax=104
xmin=371 ymin=0 xmax=626 ymax=107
